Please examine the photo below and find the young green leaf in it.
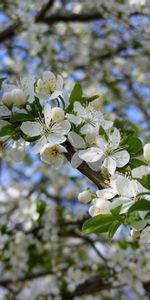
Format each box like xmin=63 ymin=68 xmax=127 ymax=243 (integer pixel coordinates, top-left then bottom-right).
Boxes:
xmin=82 ymin=214 xmax=114 ymax=234
xmin=0 ymin=77 xmax=7 ymax=89
xmin=67 ymin=82 xmax=82 ymax=112
xmin=10 ymin=113 xmax=35 ymax=123
xmin=128 ymin=199 xmax=150 ymax=213
xmin=108 ymin=220 xmax=121 ymax=240
xmin=138 ymin=175 xmax=150 ymax=190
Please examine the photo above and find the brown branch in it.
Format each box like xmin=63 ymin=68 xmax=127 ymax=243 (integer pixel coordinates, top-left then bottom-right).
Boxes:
xmin=62 ymin=275 xmax=112 ymax=299
xmin=42 ymin=12 xmax=104 ymax=24
xmin=35 ymin=0 xmax=55 ymax=22
xmin=65 ymin=142 xmax=107 ymax=189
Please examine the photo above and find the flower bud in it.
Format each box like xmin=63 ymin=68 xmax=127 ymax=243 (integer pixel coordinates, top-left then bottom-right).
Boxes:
xmin=2 ymin=89 xmax=27 ymax=108
xmin=130 ymin=229 xmax=140 ymax=239
xmin=78 ymin=190 xmax=91 ymax=203
xmin=2 ymin=91 xmax=14 ymax=108
xmin=144 ymin=143 xmax=150 ymax=162
xmin=51 ymin=107 xmax=65 ymax=123
xmin=11 ymin=89 xmax=27 ymax=107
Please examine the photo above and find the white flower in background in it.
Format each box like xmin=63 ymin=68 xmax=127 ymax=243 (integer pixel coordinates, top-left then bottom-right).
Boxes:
xmin=79 ymin=128 xmax=130 ymax=175
xmin=143 ymin=143 xmax=150 ymax=162
xmin=96 ymin=174 xmax=150 ymax=214
xmin=140 ymin=227 xmax=150 ymax=244
xmin=67 ymin=101 xmax=113 ymax=130
xmin=2 ymin=89 xmax=27 ymax=108
xmin=40 ymin=144 xmax=67 ymax=168
xmin=36 ymin=71 xmax=63 ymax=100
xmin=21 ymin=104 xmax=70 ymax=154
xmin=11 ymin=139 xmax=27 ymax=163
xmin=78 ymin=190 xmax=91 ymax=203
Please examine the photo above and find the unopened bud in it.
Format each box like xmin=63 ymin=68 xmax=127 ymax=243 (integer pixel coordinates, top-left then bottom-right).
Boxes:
xmin=51 ymin=107 xmax=65 ymax=122
xmin=78 ymin=190 xmax=91 ymax=203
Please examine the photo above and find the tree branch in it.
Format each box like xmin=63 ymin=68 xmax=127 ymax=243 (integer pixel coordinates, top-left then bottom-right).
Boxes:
xmin=65 ymin=142 xmax=107 ymax=189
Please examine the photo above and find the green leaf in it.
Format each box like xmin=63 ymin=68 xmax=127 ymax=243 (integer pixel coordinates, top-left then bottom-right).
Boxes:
xmin=128 ymin=199 xmax=150 ymax=213
xmin=0 ymin=124 xmax=16 ymax=137
xmin=129 ymin=158 xmax=147 ymax=169
xmin=10 ymin=113 xmax=35 ymax=123
xmin=0 ymin=77 xmax=7 ymax=89
xmin=138 ymin=175 xmax=150 ymax=190
xmin=126 ymin=136 xmax=143 ymax=157
xmin=108 ymin=220 xmax=121 ymax=240
xmin=36 ymin=202 xmax=46 ymax=217
xmin=99 ymin=126 xmax=108 ymax=140
xmin=82 ymin=214 xmax=114 ymax=234
xmin=30 ymin=97 xmax=42 ymax=116
xmin=81 ymin=95 xmax=99 ymax=104
xmin=67 ymin=83 xmax=82 ymax=112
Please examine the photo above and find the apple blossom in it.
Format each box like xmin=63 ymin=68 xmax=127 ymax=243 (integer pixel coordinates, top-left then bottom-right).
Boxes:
xmin=40 ymin=144 xmax=67 ymax=167
xmin=36 ymin=71 xmax=63 ymax=100
xmin=79 ymin=128 xmax=130 ymax=175
xmin=21 ymin=104 xmax=70 ymax=154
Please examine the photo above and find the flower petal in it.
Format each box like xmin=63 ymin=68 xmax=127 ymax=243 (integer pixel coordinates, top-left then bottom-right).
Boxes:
xmin=32 ymin=136 xmax=47 ymax=154
xmin=43 ymin=104 xmax=52 ymax=127
xmin=67 ymin=114 xmax=80 ymax=125
xmin=52 ymin=120 xmax=71 ymax=135
xmin=103 ymin=157 xmax=116 ymax=175
xmin=109 ymin=128 xmax=120 ymax=149
xmin=68 ymin=131 xmax=86 ymax=149
xmin=96 ymin=188 xmax=117 ymax=199
xmin=113 ymin=150 xmax=130 ymax=168
xmin=21 ymin=122 xmax=43 ymax=137
xmin=56 ymin=75 xmax=63 ymax=90
xmin=71 ymin=152 xmax=83 ymax=168
xmin=79 ymin=147 xmax=103 ymax=162
xmin=47 ymin=133 xmax=66 ymax=146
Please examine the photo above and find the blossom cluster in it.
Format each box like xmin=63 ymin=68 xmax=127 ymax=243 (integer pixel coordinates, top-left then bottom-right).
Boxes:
xmin=0 ymin=70 xmax=150 ymax=242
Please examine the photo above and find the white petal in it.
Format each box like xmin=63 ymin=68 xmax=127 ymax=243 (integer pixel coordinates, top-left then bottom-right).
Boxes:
xmin=21 ymin=122 xmax=43 ymax=137
xmin=113 ymin=150 xmax=130 ymax=168
xmin=111 ymin=175 xmax=138 ymax=198
xmin=47 ymin=133 xmax=66 ymax=146
xmin=96 ymin=188 xmax=117 ymax=199
xmin=96 ymin=136 xmax=107 ymax=150
xmin=57 ymin=145 xmax=67 ymax=153
xmin=74 ymin=101 xmax=86 ymax=118
xmin=43 ymin=71 xmax=55 ymax=81
xmin=132 ymin=166 xmax=150 ymax=179
xmin=71 ymin=152 xmax=83 ymax=168
xmin=50 ymin=90 xmax=62 ymax=100
xmin=88 ymin=159 xmax=102 ymax=171
xmin=79 ymin=147 xmax=103 ymax=162
xmin=140 ymin=227 xmax=150 ymax=244
xmin=52 ymin=120 xmax=71 ymax=135
xmin=43 ymin=104 xmax=52 ymax=127
xmin=0 ymin=105 xmax=10 ymax=116
xmin=119 ymin=198 xmax=135 ymax=214
xmin=67 ymin=114 xmax=80 ymax=125
xmin=68 ymin=131 xmax=86 ymax=149
xmin=109 ymin=128 xmax=120 ymax=149
xmin=103 ymin=157 xmax=116 ymax=175
xmin=54 ymin=155 xmax=64 ymax=168
xmin=56 ymin=75 xmax=63 ymax=90
xmin=32 ymin=136 xmax=47 ymax=154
